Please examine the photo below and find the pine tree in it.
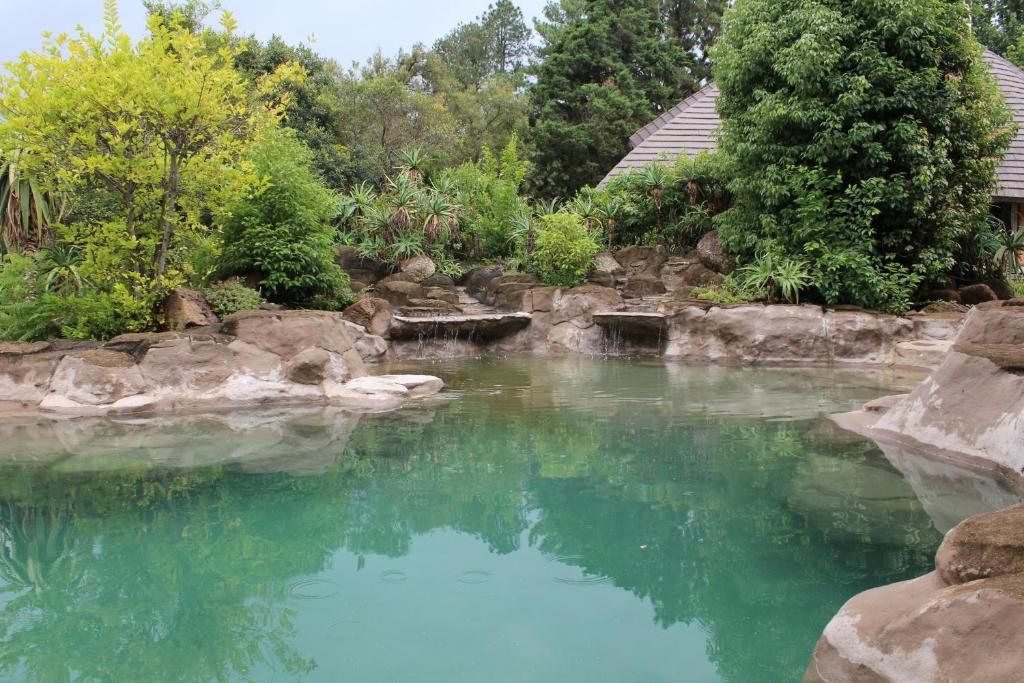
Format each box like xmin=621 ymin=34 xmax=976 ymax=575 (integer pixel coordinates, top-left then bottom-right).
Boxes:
xmin=527 ymin=0 xmax=722 ymax=197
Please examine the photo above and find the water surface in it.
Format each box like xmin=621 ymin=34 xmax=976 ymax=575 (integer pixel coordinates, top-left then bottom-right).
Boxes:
xmin=0 ymin=357 xmax=1017 ymax=682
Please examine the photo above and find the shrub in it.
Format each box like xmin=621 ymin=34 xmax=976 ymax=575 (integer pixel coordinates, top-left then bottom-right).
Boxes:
xmin=532 ymin=213 xmax=600 ymax=287
xmin=0 ymin=253 xmax=58 ymax=341
xmin=691 ymin=279 xmax=751 ymax=305
xmin=203 ymin=279 xmax=263 ymax=318
xmin=738 ymin=251 xmax=813 ymax=305
xmin=713 ymin=0 xmax=1013 ymax=310
xmin=219 ymin=129 xmax=352 ymax=309
xmin=53 ymin=285 xmax=156 ymax=340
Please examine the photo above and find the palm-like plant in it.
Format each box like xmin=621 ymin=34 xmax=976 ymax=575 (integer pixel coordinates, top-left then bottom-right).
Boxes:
xmin=389 ymin=229 xmax=427 ymax=264
xmin=359 ymin=204 xmax=394 ymax=255
xmin=387 ymin=174 xmax=421 ymax=237
xmin=39 ymin=243 xmax=86 ymax=295
xmin=996 ymin=227 xmax=1024 ymax=276
xmin=638 ymin=162 xmax=670 ymax=229
xmin=420 ymin=191 xmax=459 ymax=244
xmin=739 ymin=250 xmax=812 ymax=304
xmin=534 ymin=197 xmax=561 ymax=217
xmin=0 ymin=153 xmax=61 ymax=254
xmin=400 ymin=148 xmax=430 ymax=185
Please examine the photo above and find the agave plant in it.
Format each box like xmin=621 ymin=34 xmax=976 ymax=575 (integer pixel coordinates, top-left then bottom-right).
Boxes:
xmin=399 ymin=148 xmax=430 ymax=185
xmin=996 ymin=227 xmax=1024 ymax=276
xmin=638 ymin=162 xmax=670 ymax=229
xmin=534 ymin=197 xmax=561 ymax=217
xmin=389 ymin=229 xmax=427 ymax=264
xmin=507 ymin=209 xmax=536 ymax=255
xmin=386 ymin=174 xmax=421 ymax=236
xmin=0 ymin=153 xmax=61 ymax=254
xmin=338 ymin=182 xmax=377 ymax=225
xmin=430 ymin=173 xmax=458 ymax=199
xmin=359 ymin=204 xmax=395 ymax=251
xmin=419 ymin=191 xmax=459 ymax=244
xmin=40 ymin=243 xmax=86 ymax=295
xmin=739 ymin=250 xmax=812 ymax=304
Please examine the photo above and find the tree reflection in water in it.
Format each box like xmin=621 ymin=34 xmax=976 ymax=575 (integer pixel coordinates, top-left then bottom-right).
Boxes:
xmin=0 ymin=357 xmax=1017 ymax=682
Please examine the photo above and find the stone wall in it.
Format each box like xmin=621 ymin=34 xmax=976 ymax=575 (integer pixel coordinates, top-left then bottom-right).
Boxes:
xmin=0 ymin=310 xmax=439 ymax=416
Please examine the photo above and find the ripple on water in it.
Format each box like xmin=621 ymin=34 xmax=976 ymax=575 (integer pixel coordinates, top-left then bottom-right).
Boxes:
xmin=380 ymin=569 xmax=408 ymax=584
xmin=287 ymin=578 xmax=340 ymax=600
xmin=553 ymin=574 xmax=612 ymax=587
xmin=457 ymin=570 xmax=492 ymax=584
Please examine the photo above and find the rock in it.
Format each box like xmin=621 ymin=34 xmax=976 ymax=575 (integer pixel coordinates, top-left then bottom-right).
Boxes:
xmin=696 ymin=230 xmax=735 ymax=274
xmin=586 ymin=271 xmax=616 ymax=288
xmin=420 ymin=273 xmax=456 ymax=291
xmin=892 ymin=340 xmax=953 ymax=369
xmin=919 ymin=301 xmax=968 ymax=314
xmin=45 ymin=349 xmax=147 ymax=407
xmin=221 ymin=310 xmax=362 ymax=368
xmin=343 ymin=376 xmax=409 ymax=396
xmin=352 ymin=332 xmax=389 ymax=363
xmin=614 ymin=245 xmax=666 ymax=277
xmin=375 ymin=280 xmax=425 ymax=307
xmin=923 ymin=288 xmax=962 ymax=303
xmin=936 ymin=504 xmax=1024 ymax=585
xmin=336 ymin=245 xmax=384 ymax=284
xmin=350 ymin=280 xmax=368 ymax=293
xmin=875 ymin=306 xmax=1024 ymax=472
xmin=138 ymin=336 xmax=235 ymax=391
xmin=164 ymin=288 xmax=218 ymax=331
xmin=550 ymin=285 xmax=622 ymax=327
xmin=399 ymin=255 xmax=436 ymax=282
xmin=376 ymin=374 xmax=445 ymax=397
xmin=465 ymin=264 xmax=505 ymax=298
xmin=982 ymin=278 xmax=1015 ymax=301
xmin=377 ymin=271 xmax=418 ymax=285
xmin=423 ymin=287 xmax=460 ymax=305
xmin=681 ymin=263 xmax=724 ymax=287
xmin=805 ymin=572 xmax=1024 ymax=683
xmin=343 ymin=298 xmax=394 ymax=338
xmin=285 ymin=348 xmax=333 ymax=385
xmin=389 ymin=312 xmax=532 ymax=341
xmin=593 ymin=252 xmax=624 ymax=275
xmin=0 ymin=346 xmax=66 ymax=404
xmin=622 ymin=274 xmax=667 ymax=298
xmin=959 ymin=283 xmax=999 ymax=305
xmin=403 ymin=299 xmax=462 ymax=314
xmin=1008 ymin=297 xmax=1024 ymax=307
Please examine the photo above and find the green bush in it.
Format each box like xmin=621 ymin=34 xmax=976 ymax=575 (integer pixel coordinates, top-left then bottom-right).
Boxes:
xmin=0 ymin=253 xmax=57 ymax=341
xmin=738 ymin=251 xmax=813 ymax=305
xmin=203 ymin=279 xmax=263 ymax=318
xmin=532 ymin=213 xmax=600 ymax=287
xmin=713 ymin=0 xmax=1013 ymax=311
xmin=219 ymin=128 xmax=352 ymax=309
xmin=54 ymin=285 xmax=156 ymax=340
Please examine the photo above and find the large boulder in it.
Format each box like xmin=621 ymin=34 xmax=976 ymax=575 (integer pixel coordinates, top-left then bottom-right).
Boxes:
xmin=221 ymin=310 xmax=362 ymax=368
xmin=614 ymin=245 xmax=666 ymax=277
xmin=420 ymin=273 xmax=457 ymax=291
xmin=805 ymin=504 xmax=1024 ymax=683
xmin=137 ymin=335 xmax=235 ymax=391
xmin=487 ymin=274 xmax=540 ymax=308
xmin=399 ymin=255 xmax=436 ymax=282
xmin=681 ymin=263 xmax=725 ymax=288
xmin=165 ymin=288 xmax=218 ymax=331
xmin=375 ymin=280 xmax=425 ymax=307
xmin=696 ymin=230 xmax=735 ymax=274
xmin=550 ymin=285 xmax=622 ymax=327
xmin=959 ymin=283 xmax=998 ymax=306
xmin=336 ymin=245 xmax=385 ymax=285
xmin=44 ymin=349 xmax=147 ymax=407
xmin=622 ymin=274 xmax=667 ymax=298
xmin=936 ymin=503 xmax=1024 ymax=585
xmin=343 ymin=297 xmax=394 ymax=338
xmin=0 ymin=344 xmax=69 ymax=404
xmin=982 ymin=278 xmax=1015 ymax=301
xmin=465 ymin=264 xmax=506 ymax=299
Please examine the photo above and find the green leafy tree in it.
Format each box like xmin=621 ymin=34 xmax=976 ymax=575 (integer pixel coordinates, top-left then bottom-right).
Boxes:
xmin=219 ymin=128 xmax=351 ymax=309
xmin=532 ymin=212 xmax=600 ymax=286
xmin=713 ymin=0 xmax=1014 ymax=311
xmin=971 ymin=0 xmax=1024 ymax=56
xmin=527 ymin=0 xmax=719 ymax=197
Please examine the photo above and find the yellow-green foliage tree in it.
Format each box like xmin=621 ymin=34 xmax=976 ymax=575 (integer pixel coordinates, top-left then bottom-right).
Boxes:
xmin=0 ymin=1 xmax=299 ymax=335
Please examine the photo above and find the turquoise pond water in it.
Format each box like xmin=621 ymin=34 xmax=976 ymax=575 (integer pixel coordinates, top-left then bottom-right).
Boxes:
xmin=0 ymin=357 xmax=1018 ymax=683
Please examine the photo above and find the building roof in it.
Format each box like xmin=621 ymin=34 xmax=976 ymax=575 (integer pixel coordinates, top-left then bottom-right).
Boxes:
xmin=601 ymin=50 xmax=1024 ymax=201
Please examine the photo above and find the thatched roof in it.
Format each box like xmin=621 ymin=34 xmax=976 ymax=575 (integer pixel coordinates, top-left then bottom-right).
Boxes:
xmin=601 ymin=50 xmax=1024 ymax=202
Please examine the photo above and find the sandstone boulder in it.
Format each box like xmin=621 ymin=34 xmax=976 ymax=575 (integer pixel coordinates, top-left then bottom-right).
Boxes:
xmin=614 ymin=245 xmax=666 ymax=277
xmin=696 ymin=230 xmax=735 ymax=274
xmin=923 ymin=288 xmax=961 ymax=303
xmin=681 ymin=263 xmax=724 ymax=288
xmin=465 ymin=264 xmax=505 ymax=298
xmin=343 ymin=297 xmax=394 ymax=338
xmin=959 ymin=283 xmax=999 ymax=305
xmin=420 ymin=273 xmax=457 ymax=291
xmin=45 ymin=349 xmax=147 ymax=407
xmin=221 ymin=310 xmax=362 ymax=366
xmin=375 ymin=280 xmax=425 ymax=307
xmin=285 ymin=348 xmax=333 ymax=385
xmin=336 ymin=245 xmax=385 ymax=284
xmin=982 ymin=278 xmax=1015 ymax=301
xmin=165 ymin=288 xmax=218 ymax=331
xmin=936 ymin=503 xmax=1024 ymax=585
xmin=622 ymin=274 xmax=666 ymax=298
xmin=138 ymin=336 xmax=235 ymax=391
xmin=403 ymin=299 xmax=462 ymax=314
xmin=593 ymin=252 xmax=624 ymax=276
xmin=550 ymin=285 xmax=622 ymax=327
xmin=0 ymin=345 xmax=66 ymax=404
xmin=399 ymin=254 xmax=436 ymax=282
xmin=423 ymin=287 xmax=460 ymax=305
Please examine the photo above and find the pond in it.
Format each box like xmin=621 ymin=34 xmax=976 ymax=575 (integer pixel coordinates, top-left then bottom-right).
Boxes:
xmin=0 ymin=357 xmax=1018 ymax=683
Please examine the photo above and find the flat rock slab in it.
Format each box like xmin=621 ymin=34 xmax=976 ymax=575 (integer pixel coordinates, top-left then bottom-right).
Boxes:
xmin=389 ymin=313 xmax=532 ymax=341
xmin=593 ymin=311 xmax=669 ymax=336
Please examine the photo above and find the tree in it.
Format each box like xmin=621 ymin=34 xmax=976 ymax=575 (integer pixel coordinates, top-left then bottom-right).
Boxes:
xmin=713 ymin=0 xmax=1014 ymax=312
xmin=0 ymin=2 xmax=292 ymax=293
xmin=527 ymin=0 xmax=720 ymax=197
xmin=971 ymin=0 xmax=1024 ymax=56
xmin=218 ymin=128 xmax=351 ymax=308
xmin=483 ymin=0 xmax=533 ymax=74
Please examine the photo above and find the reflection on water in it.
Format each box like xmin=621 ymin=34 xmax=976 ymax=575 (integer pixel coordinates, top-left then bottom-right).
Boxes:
xmin=0 ymin=357 xmax=1017 ymax=683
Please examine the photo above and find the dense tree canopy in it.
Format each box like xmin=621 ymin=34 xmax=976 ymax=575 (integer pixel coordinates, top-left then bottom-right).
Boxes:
xmin=713 ymin=0 xmax=1014 ymax=311
xmin=527 ymin=0 xmax=724 ymax=197
xmin=971 ymin=0 xmax=1024 ymax=57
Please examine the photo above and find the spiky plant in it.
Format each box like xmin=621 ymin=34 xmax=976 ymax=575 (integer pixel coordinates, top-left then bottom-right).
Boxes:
xmin=534 ymin=198 xmax=561 ymax=217
xmin=0 ymin=153 xmax=61 ymax=254
xmin=996 ymin=227 xmax=1024 ymax=277
xmin=400 ymin=148 xmax=430 ymax=185
xmin=386 ymin=174 xmax=421 ymax=236
xmin=638 ymin=162 xmax=670 ymax=229
xmin=39 ymin=243 xmax=86 ymax=295
xmin=419 ymin=191 xmax=459 ymax=244
xmin=360 ymin=204 xmax=394 ymax=251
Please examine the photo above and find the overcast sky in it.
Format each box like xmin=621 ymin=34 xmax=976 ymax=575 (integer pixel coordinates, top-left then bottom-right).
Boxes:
xmin=0 ymin=0 xmax=550 ymax=68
